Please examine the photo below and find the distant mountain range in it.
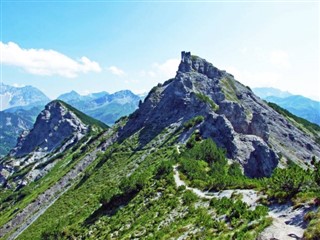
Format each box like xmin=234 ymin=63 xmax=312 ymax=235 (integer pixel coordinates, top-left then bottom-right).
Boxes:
xmin=0 ymin=84 xmax=50 ymax=157
xmin=57 ymin=90 xmax=142 ymax=126
xmin=0 ymin=83 xmax=50 ymax=111
xmin=1 ymin=83 xmax=317 ymax=158
xmin=253 ymin=87 xmax=320 ymax=126
xmin=0 ymin=84 xmax=142 ymax=156
xmin=0 ymin=108 xmax=39 ymax=157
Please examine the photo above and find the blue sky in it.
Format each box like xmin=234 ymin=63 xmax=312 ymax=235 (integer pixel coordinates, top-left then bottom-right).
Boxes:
xmin=1 ymin=1 xmax=319 ymax=100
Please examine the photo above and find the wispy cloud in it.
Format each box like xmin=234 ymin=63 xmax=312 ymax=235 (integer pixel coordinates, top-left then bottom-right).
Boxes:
xmin=225 ymin=66 xmax=281 ymax=88
xmin=0 ymin=41 xmax=101 ymax=78
xmin=140 ymin=58 xmax=180 ymax=81
xmin=13 ymin=83 xmax=26 ymax=88
xmin=107 ymin=66 xmax=126 ymax=76
xmin=153 ymin=58 xmax=180 ymax=78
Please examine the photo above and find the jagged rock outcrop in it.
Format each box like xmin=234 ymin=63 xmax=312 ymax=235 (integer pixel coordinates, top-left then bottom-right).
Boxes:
xmin=0 ymin=100 xmax=108 ymax=188
xmin=10 ymin=100 xmax=88 ymax=157
xmin=119 ymin=51 xmax=320 ymax=177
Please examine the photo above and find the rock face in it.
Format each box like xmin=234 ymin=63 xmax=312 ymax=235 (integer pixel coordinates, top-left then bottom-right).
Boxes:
xmin=10 ymin=100 xmax=88 ymax=157
xmin=0 ymin=100 xmax=109 ymax=189
xmin=120 ymin=51 xmax=320 ymax=177
xmin=0 ymin=100 xmax=93 ymax=188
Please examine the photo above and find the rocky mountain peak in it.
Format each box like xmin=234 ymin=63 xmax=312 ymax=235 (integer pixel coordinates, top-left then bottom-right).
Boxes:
xmin=58 ymin=90 xmax=81 ymax=102
xmin=178 ymin=51 xmax=224 ymax=80
xmin=119 ymin=51 xmax=320 ymax=178
xmin=10 ymin=100 xmax=89 ymax=157
xmin=0 ymin=83 xmax=50 ymax=111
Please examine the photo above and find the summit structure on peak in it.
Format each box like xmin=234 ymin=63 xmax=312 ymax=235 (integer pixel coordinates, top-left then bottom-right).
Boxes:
xmin=178 ymin=51 xmax=225 ymax=79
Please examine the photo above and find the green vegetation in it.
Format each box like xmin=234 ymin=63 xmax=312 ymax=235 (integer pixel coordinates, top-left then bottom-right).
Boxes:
xmin=210 ymin=197 xmax=269 ymax=228
xmin=304 ymin=210 xmax=320 ymax=239
xmin=178 ymin=136 xmax=320 ymax=205
xmin=0 ymin=129 xmax=106 ymax=231
xmin=220 ymin=76 xmax=239 ymax=102
xmin=183 ymin=115 xmax=204 ymax=129
xmin=303 ymin=159 xmax=320 ymax=239
xmin=177 ymin=137 xmax=320 ymax=239
xmin=55 ymin=100 xmax=109 ymax=130
xmin=195 ymin=93 xmax=219 ymax=111
xmin=265 ymin=164 xmax=314 ymax=202
xmin=178 ymin=138 xmax=260 ymax=191
xmin=1 ymin=112 xmax=320 ymax=239
xmin=6 ymin=128 xmax=271 ymax=240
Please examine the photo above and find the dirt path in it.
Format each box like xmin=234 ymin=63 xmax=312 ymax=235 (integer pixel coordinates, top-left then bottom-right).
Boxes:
xmin=173 ymin=164 xmax=260 ymax=206
xmin=259 ymin=203 xmax=316 ymax=240
xmin=173 ymin=164 xmax=313 ymax=239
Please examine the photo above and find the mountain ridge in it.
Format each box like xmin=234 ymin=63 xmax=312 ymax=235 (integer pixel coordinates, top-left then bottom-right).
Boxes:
xmin=10 ymin=100 xmax=107 ymax=158
xmin=57 ymin=89 xmax=141 ymax=125
xmin=0 ymin=100 xmax=108 ymax=189
xmin=0 ymin=52 xmax=319 ymax=239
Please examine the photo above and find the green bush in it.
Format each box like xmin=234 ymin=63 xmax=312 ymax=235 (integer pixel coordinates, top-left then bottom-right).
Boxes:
xmin=195 ymin=93 xmax=219 ymax=111
xmin=180 ymin=158 xmax=208 ymax=182
xmin=178 ymin=138 xmax=262 ymax=191
xmin=266 ymin=164 xmax=312 ymax=201
xmin=156 ymin=160 xmax=172 ymax=178
xmin=182 ymin=190 xmax=198 ymax=205
xmin=183 ymin=116 xmax=204 ymax=129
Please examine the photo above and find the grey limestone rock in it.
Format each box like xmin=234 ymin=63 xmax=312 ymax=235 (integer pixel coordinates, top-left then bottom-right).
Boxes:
xmin=119 ymin=51 xmax=320 ymax=177
xmin=10 ymin=101 xmax=88 ymax=157
xmin=0 ymin=100 xmax=90 ymax=188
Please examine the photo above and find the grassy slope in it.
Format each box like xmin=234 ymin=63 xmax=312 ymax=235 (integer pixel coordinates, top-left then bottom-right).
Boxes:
xmin=2 ymin=99 xmax=320 ymax=239
xmin=0 ymin=101 xmax=109 ymax=230
xmin=16 ymin=127 xmax=270 ymax=240
xmin=55 ymin=100 xmax=109 ymax=130
xmin=0 ymin=130 xmax=106 ymax=233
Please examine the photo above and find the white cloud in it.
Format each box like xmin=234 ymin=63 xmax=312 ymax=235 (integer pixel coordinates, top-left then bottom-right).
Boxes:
xmin=269 ymin=50 xmax=291 ymax=69
xmin=225 ymin=66 xmax=281 ymax=88
xmin=107 ymin=66 xmax=126 ymax=76
xmin=153 ymin=58 xmax=180 ymax=78
xmin=138 ymin=58 xmax=179 ymax=84
xmin=13 ymin=83 xmax=26 ymax=88
xmin=0 ymin=41 xmax=101 ymax=78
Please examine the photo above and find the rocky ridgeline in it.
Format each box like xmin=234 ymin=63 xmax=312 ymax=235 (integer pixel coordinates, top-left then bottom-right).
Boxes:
xmin=119 ymin=51 xmax=320 ymax=177
xmin=0 ymin=100 xmax=89 ymax=188
xmin=10 ymin=100 xmax=88 ymax=158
